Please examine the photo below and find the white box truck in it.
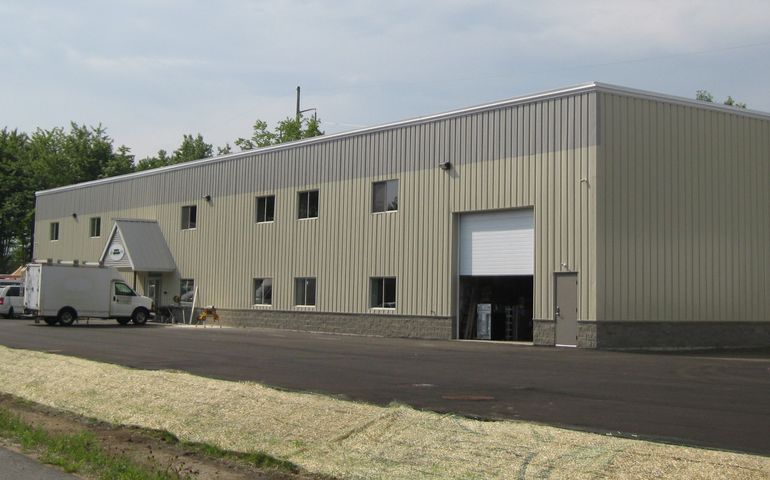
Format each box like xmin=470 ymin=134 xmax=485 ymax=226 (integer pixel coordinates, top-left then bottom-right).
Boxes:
xmin=24 ymin=262 xmax=153 ymax=326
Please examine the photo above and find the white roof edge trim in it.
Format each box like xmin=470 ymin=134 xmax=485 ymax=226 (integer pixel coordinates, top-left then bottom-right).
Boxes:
xmin=36 ymin=81 xmax=770 ymax=197
xmin=35 ymin=82 xmax=599 ymax=196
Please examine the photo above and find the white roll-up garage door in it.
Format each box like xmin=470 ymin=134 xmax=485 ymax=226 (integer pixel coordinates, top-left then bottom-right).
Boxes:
xmin=459 ymin=209 xmax=534 ymax=275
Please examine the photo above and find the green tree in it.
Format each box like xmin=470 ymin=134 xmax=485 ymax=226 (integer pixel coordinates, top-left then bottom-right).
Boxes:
xmin=136 ymin=149 xmax=171 ymax=171
xmin=695 ymin=90 xmax=714 ymax=103
xmin=172 ymin=133 xmax=212 ymax=163
xmin=100 ymin=145 xmax=135 ymax=178
xmin=696 ymin=90 xmax=747 ymax=109
xmin=0 ymin=129 xmax=32 ymax=272
xmin=136 ymin=133 xmax=214 ymax=172
xmin=64 ymin=123 xmax=114 ymax=183
xmin=723 ymin=95 xmax=747 ymax=109
xmin=235 ymin=114 xmax=323 ymax=152
xmin=235 ymin=120 xmax=276 ymax=150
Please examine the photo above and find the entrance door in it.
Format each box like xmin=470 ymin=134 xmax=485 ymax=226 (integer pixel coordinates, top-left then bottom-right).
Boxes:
xmin=146 ymin=277 xmax=162 ymax=307
xmin=555 ymin=273 xmax=578 ymax=346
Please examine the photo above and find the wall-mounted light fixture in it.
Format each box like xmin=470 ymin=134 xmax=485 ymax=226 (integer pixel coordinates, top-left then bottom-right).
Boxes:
xmin=202 ymin=194 xmax=212 ymax=203
xmin=438 ymin=161 xmax=452 ymax=171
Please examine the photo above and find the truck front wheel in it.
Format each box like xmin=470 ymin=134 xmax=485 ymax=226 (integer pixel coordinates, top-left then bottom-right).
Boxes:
xmin=57 ymin=308 xmax=77 ymax=326
xmin=131 ymin=308 xmax=149 ymax=326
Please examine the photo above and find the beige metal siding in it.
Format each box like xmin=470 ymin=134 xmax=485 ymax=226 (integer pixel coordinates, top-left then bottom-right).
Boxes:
xmin=597 ymin=92 xmax=770 ymax=323
xmin=34 ymin=92 xmax=598 ymax=324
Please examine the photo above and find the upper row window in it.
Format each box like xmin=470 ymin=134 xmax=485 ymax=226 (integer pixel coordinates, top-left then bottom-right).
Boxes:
xmin=181 ymin=205 xmax=197 ymax=230
xmin=298 ymin=190 xmax=319 ymax=219
xmin=372 ymin=180 xmax=398 ymax=213
xmin=256 ymin=195 xmax=275 ymax=223
xmin=90 ymin=217 xmax=101 ymax=237
xmin=50 ymin=222 xmax=59 ymax=241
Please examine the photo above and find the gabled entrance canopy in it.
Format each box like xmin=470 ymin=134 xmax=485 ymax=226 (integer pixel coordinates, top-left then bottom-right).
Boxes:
xmin=100 ymin=219 xmax=176 ymax=272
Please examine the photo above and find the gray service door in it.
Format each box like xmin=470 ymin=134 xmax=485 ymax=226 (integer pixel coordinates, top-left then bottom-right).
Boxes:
xmin=555 ymin=273 xmax=578 ymax=346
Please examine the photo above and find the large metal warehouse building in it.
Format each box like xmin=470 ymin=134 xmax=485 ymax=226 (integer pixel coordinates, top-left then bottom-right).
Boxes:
xmin=32 ymin=82 xmax=770 ymax=349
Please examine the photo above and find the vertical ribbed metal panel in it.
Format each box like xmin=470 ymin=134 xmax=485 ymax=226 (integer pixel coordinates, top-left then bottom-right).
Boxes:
xmin=33 ymin=92 xmax=598 ymax=324
xmin=597 ymin=92 xmax=770 ymax=323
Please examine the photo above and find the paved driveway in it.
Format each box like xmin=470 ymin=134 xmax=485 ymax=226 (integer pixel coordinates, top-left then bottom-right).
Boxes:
xmin=1 ymin=319 xmax=769 ymax=455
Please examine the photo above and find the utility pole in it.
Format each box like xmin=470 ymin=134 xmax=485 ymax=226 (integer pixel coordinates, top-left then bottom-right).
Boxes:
xmin=295 ymin=85 xmax=317 ymax=125
xmin=296 ymin=86 xmax=301 ymax=123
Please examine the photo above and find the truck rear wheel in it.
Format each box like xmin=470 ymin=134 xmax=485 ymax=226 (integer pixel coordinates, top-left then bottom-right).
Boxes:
xmin=57 ymin=308 xmax=76 ymax=326
xmin=131 ymin=308 xmax=149 ymax=326
xmin=43 ymin=317 xmax=58 ymax=326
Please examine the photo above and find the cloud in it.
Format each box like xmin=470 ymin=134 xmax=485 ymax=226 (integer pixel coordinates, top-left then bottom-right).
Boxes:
xmin=1 ymin=0 xmax=769 ymax=159
xmin=64 ymin=49 xmax=207 ymax=77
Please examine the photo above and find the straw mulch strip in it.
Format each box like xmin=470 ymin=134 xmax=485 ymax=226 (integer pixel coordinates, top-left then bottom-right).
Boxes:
xmin=0 ymin=346 xmax=767 ymax=479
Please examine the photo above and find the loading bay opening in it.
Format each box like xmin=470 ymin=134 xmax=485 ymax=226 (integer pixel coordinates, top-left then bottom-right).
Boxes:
xmin=458 ymin=275 xmax=533 ymax=341
xmin=457 ymin=208 xmax=535 ymax=341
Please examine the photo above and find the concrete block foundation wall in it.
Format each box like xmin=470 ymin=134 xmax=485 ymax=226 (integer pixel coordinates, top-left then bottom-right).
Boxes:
xmin=592 ymin=322 xmax=770 ymax=350
xmin=215 ymin=308 xmax=453 ymax=339
xmin=534 ymin=319 xmax=770 ymax=350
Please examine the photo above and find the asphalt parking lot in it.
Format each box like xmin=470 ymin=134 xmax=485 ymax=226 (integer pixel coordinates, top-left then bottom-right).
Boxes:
xmin=1 ymin=318 xmax=769 ymax=455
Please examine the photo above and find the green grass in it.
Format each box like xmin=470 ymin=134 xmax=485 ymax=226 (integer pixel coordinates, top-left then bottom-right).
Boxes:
xmin=0 ymin=407 xmax=187 ymax=479
xmin=149 ymin=428 xmax=299 ymax=473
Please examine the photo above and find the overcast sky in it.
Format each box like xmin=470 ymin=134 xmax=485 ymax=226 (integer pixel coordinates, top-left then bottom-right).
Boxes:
xmin=1 ymin=0 xmax=768 ymax=159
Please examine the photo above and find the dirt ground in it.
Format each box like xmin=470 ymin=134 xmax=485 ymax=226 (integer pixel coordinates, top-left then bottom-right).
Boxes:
xmin=0 ymin=395 xmax=323 ymax=480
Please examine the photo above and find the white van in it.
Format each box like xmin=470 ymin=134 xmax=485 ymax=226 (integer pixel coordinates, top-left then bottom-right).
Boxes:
xmin=0 ymin=285 xmax=24 ymax=318
xmin=24 ymin=263 xmax=153 ymax=326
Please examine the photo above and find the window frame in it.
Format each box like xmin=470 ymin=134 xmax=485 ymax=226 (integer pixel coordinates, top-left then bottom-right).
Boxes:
xmin=181 ymin=205 xmax=197 ymax=230
xmin=89 ymin=217 xmax=101 ymax=238
xmin=253 ymin=277 xmax=273 ymax=306
xmin=294 ymin=277 xmax=317 ymax=306
xmin=370 ymin=277 xmax=397 ymax=309
xmin=297 ymin=190 xmax=319 ymax=220
xmin=114 ymin=282 xmax=136 ymax=297
xmin=50 ymin=222 xmax=59 ymax=241
xmin=372 ymin=180 xmax=399 ymax=213
xmin=255 ymin=195 xmax=275 ymax=223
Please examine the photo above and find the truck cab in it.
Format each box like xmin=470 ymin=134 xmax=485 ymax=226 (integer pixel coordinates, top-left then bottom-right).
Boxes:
xmin=110 ymin=280 xmax=151 ymax=325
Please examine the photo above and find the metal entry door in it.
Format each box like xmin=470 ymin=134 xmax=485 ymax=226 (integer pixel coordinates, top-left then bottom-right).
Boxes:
xmin=146 ymin=277 xmax=162 ymax=307
xmin=555 ymin=273 xmax=578 ymax=346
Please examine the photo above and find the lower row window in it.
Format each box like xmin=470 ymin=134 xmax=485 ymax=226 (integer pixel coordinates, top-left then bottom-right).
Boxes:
xmin=254 ymin=278 xmax=272 ymax=305
xmin=180 ymin=279 xmax=195 ymax=303
xmin=370 ymin=277 xmax=396 ymax=308
xmin=295 ymin=277 xmax=316 ymax=306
